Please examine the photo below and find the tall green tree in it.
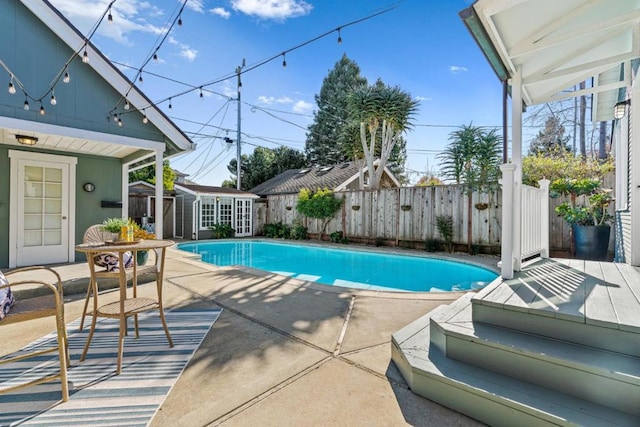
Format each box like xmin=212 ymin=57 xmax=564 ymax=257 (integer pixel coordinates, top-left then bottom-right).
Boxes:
xmin=528 ymin=116 xmax=571 ymax=156
xmin=129 ymin=160 xmax=177 ymax=190
xmin=226 ymin=146 xmax=306 ymax=191
xmin=346 ymin=82 xmax=418 ymax=190
xmin=305 ymin=54 xmax=367 ymax=165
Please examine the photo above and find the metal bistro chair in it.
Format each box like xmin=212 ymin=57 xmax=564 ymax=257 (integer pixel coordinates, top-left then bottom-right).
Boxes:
xmin=0 ymin=266 xmax=70 ymax=402
xmin=79 ymin=225 xmax=158 ymax=332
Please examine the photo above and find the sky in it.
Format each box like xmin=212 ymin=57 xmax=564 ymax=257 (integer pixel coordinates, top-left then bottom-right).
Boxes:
xmin=48 ymin=0 xmax=526 ymax=186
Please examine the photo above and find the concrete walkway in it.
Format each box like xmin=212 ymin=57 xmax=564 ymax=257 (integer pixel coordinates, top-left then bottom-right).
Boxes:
xmin=3 ymin=246 xmax=488 ymax=426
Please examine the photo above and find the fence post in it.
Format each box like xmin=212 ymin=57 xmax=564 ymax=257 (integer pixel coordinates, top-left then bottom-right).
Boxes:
xmin=538 ymin=179 xmax=550 ymax=258
xmin=500 ymin=164 xmax=516 ymax=279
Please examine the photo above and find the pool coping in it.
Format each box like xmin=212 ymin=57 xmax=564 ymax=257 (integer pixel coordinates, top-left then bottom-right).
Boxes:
xmin=172 ymin=238 xmax=501 ymax=299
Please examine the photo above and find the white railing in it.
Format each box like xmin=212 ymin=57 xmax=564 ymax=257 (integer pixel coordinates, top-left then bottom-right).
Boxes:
xmin=500 ymin=163 xmax=549 ymax=279
xmin=521 ymin=180 xmax=550 ymax=259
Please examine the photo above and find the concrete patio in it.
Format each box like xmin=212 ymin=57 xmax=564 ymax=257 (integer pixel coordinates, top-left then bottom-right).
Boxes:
xmin=2 ymin=245 xmax=490 ymax=426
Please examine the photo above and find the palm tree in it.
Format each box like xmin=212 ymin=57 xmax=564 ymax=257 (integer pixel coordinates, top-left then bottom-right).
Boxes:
xmin=347 ymin=81 xmax=419 ymax=189
xmin=438 ymin=124 xmax=502 ymax=253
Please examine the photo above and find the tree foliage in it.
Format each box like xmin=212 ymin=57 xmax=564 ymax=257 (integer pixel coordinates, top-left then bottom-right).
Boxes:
xmin=528 ymin=116 xmax=571 ymax=156
xmin=129 ymin=160 xmax=177 ymax=190
xmin=347 ymin=81 xmax=419 ymax=189
xmin=522 ymin=149 xmax=614 ymax=187
xmin=437 ymin=124 xmax=502 ymax=193
xmin=304 ymin=57 xmax=409 ymax=182
xmin=305 ymin=54 xmax=367 ymax=166
xmin=226 ymin=146 xmax=307 ymax=190
xmin=416 ymin=174 xmax=444 ymax=186
xmin=296 ymin=188 xmax=343 ymax=240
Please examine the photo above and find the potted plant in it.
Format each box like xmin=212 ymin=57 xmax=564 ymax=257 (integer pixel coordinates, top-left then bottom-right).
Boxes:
xmin=552 ymin=178 xmax=613 ymax=261
xmin=101 ymin=217 xmax=129 ymax=242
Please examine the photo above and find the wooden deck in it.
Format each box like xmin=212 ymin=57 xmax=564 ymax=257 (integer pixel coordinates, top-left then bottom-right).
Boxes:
xmin=474 ymin=258 xmax=640 ymax=334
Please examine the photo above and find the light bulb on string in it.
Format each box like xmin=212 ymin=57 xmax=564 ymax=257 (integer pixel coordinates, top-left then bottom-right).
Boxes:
xmin=178 ymin=14 xmax=182 ymax=26
xmin=63 ymin=71 xmax=70 ymax=83
xmin=199 ymin=87 xmax=203 ymax=98
xmin=108 ymin=7 xmax=113 ymax=22
xmin=138 ymin=74 xmax=143 ymax=84
xmin=82 ymin=48 xmax=89 ymax=63
xmin=168 ymin=98 xmax=172 ymax=109
xmin=142 ymin=111 xmax=148 ymax=124
xmin=8 ymin=79 xmax=16 ymax=95
xmin=282 ymin=53 xmax=287 ymax=68
xmin=39 ymin=104 xmax=45 ymax=115
xmin=113 ymin=113 xmax=119 ymax=122
xmin=50 ymin=92 xmax=57 ymax=105
xmin=23 ymin=98 xmax=29 ymax=111
xmin=118 ymin=117 xmax=123 ymax=127
xmin=153 ymin=53 xmax=158 ymax=63
xmin=337 ymin=28 xmax=342 ymax=44
xmin=124 ymin=99 xmax=130 ymax=110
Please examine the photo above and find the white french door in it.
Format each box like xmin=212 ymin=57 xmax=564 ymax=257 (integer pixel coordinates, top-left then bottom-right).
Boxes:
xmin=234 ymin=199 xmax=252 ymax=237
xmin=9 ymin=150 xmax=76 ymax=267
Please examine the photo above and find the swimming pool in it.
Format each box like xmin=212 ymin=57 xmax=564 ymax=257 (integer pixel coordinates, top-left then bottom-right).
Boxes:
xmin=178 ymin=240 xmax=498 ymax=293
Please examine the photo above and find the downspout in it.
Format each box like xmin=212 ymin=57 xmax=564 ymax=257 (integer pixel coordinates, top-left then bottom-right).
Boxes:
xmin=192 ymin=198 xmax=199 ymax=240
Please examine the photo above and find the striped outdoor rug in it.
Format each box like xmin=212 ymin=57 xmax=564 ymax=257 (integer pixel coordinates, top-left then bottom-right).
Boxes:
xmin=0 ymin=308 xmax=222 ymax=426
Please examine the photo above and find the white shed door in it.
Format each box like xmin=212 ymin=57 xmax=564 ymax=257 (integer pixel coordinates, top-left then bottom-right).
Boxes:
xmin=235 ymin=199 xmax=252 ymax=237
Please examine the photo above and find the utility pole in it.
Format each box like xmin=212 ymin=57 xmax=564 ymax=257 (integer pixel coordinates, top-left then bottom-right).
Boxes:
xmin=236 ymin=59 xmax=245 ymax=190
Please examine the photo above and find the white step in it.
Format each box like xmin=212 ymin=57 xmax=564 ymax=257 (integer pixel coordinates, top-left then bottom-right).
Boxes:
xmin=430 ymin=300 xmax=640 ymax=416
xmin=392 ymin=311 xmax=640 ymax=427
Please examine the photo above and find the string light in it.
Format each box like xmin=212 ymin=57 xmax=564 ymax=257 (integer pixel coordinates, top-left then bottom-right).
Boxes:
xmin=50 ymin=91 xmax=57 ymax=105
xmin=108 ymin=5 xmax=113 ymax=22
xmin=118 ymin=117 xmax=123 ymax=127
xmin=142 ymin=111 xmax=148 ymax=124
xmin=282 ymin=53 xmax=287 ymax=68
xmin=337 ymin=28 xmax=342 ymax=44
xmin=168 ymin=98 xmax=172 ymax=109
xmin=23 ymin=97 xmax=29 ymax=111
xmin=153 ymin=53 xmax=158 ymax=63
xmin=178 ymin=14 xmax=183 ymax=26
xmin=8 ymin=78 xmax=16 ymax=95
xmin=139 ymin=74 xmax=144 ymax=84
xmin=199 ymin=87 xmax=203 ymax=98
xmin=39 ymin=103 xmax=45 ymax=115
xmin=82 ymin=48 xmax=89 ymax=63
xmin=124 ymin=99 xmax=130 ymax=110
xmin=63 ymin=70 xmax=70 ymax=83
xmin=113 ymin=113 xmax=119 ymax=122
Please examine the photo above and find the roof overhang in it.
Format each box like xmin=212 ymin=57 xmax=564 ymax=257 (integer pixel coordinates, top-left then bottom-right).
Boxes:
xmin=15 ymin=0 xmax=194 ymax=162
xmin=460 ymin=0 xmax=640 ymax=122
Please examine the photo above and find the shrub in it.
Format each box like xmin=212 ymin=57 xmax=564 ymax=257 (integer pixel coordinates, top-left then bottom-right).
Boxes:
xmin=290 ymin=223 xmax=308 ymax=240
xmin=436 ymin=215 xmax=455 ymax=253
xmin=263 ymin=222 xmax=291 ymax=239
xmin=297 ymin=188 xmax=343 ymax=240
xmin=329 ymin=231 xmax=349 ymax=244
xmin=209 ymin=223 xmax=235 ymax=239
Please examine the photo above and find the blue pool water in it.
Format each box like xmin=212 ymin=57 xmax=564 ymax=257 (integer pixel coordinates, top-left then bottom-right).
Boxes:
xmin=177 ymin=241 xmax=498 ymax=292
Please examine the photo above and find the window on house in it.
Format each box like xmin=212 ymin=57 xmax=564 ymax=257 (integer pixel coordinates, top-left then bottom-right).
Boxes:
xmin=200 ymin=196 xmax=216 ymax=229
xmin=219 ymin=198 xmax=233 ymax=226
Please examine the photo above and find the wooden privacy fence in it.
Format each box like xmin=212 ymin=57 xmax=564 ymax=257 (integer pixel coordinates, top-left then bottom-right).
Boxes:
xmin=258 ymin=185 xmax=503 ymax=251
xmin=255 ymin=178 xmax=615 ymax=254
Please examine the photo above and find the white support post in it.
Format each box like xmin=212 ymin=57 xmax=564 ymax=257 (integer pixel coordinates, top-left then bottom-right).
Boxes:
xmin=538 ymin=179 xmax=550 ymax=258
xmin=500 ymin=164 xmax=516 ymax=279
xmin=512 ymin=66 xmax=523 ymax=271
xmin=121 ymin=164 xmax=129 ymax=219
xmin=155 ymin=150 xmax=163 ymax=240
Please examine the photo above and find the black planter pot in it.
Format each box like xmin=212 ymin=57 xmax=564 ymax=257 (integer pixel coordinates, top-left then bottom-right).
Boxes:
xmin=572 ymin=225 xmax=610 ymax=261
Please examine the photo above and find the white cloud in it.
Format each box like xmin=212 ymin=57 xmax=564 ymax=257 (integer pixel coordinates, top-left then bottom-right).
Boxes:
xmin=415 ymin=96 xmax=431 ymax=101
xmin=180 ymin=47 xmax=198 ymax=62
xmin=449 ymin=65 xmax=469 ymax=73
xmin=293 ymin=100 xmax=313 ymax=114
xmin=210 ymin=7 xmax=231 ymax=19
xmin=231 ymin=0 xmax=312 ymax=20
xmin=186 ymin=0 xmax=205 ymax=13
xmin=257 ymin=95 xmax=293 ymax=105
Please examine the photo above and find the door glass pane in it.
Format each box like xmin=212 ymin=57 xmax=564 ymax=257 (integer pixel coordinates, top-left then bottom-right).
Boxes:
xmin=24 ymin=199 xmax=43 ymax=214
xmin=24 ymin=215 xmax=42 ymax=230
xmin=24 ymin=166 xmax=43 ymax=181
xmin=45 ymin=199 xmax=62 ymax=214
xmin=44 ymin=230 xmax=62 ymax=245
xmin=45 ymin=183 xmax=62 ymax=198
xmin=44 ymin=215 xmax=62 ymax=229
xmin=24 ymin=182 xmax=43 ymax=198
xmin=45 ymin=167 xmax=62 ymax=183
xmin=24 ymin=231 xmax=42 ymax=247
